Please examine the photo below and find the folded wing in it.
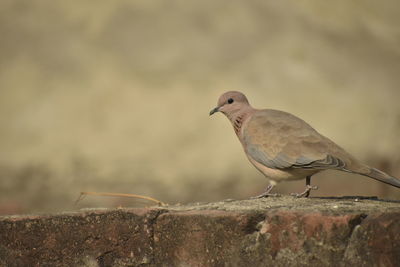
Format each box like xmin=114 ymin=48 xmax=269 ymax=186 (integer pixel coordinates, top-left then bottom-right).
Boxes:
xmin=243 ymin=109 xmax=354 ymax=171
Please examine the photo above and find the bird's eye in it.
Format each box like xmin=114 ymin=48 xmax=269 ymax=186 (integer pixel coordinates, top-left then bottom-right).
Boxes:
xmin=227 ymin=98 xmax=234 ymax=104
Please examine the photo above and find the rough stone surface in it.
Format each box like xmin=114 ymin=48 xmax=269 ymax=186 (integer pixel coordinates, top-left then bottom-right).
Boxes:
xmin=0 ymin=208 xmax=165 ymax=267
xmin=0 ymin=196 xmax=399 ymax=266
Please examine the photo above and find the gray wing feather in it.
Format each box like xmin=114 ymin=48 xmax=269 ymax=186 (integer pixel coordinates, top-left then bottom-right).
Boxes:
xmin=247 ymin=142 xmax=346 ymax=170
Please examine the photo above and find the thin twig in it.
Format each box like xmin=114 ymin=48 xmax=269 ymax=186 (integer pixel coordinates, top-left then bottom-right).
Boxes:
xmin=75 ymin=191 xmax=167 ymax=206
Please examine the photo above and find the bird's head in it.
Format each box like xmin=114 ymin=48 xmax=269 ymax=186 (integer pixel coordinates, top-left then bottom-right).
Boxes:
xmin=209 ymin=91 xmax=250 ymax=117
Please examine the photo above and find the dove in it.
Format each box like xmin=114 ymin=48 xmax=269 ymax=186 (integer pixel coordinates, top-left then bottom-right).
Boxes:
xmin=210 ymin=91 xmax=400 ymax=197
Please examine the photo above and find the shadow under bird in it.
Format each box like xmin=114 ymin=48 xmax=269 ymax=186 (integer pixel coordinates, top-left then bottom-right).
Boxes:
xmin=210 ymin=91 xmax=400 ymax=197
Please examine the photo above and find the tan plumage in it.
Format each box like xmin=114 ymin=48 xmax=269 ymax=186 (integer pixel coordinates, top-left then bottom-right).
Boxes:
xmin=210 ymin=91 xmax=400 ymax=197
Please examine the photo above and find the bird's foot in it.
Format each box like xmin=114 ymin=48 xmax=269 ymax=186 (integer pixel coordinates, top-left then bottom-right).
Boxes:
xmin=250 ymin=192 xmax=281 ymax=199
xmin=291 ymin=185 xmax=318 ymax=198
xmin=250 ymin=184 xmax=280 ymax=199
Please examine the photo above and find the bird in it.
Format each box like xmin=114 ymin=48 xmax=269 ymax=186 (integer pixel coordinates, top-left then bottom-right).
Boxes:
xmin=209 ymin=91 xmax=400 ymax=198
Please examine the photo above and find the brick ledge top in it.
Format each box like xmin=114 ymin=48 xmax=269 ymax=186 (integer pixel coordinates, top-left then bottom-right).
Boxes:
xmin=1 ymin=195 xmax=399 ymax=219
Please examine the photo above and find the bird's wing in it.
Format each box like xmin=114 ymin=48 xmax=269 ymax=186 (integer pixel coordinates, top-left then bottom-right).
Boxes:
xmin=243 ymin=109 xmax=349 ymax=170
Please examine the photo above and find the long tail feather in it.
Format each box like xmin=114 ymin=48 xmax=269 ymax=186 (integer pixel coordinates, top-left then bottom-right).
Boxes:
xmin=360 ymin=167 xmax=400 ymax=188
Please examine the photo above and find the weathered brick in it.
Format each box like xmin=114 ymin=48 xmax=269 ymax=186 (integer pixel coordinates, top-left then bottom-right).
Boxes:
xmin=0 ymin=197 xmax=399 ymax=266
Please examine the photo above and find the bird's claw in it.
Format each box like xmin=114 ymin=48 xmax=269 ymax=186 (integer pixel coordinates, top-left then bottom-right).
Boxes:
xmin=250 ymin=184 xmax=277 ymax=199
xmin=290 ymin=192 xmax=308 ymax=198
xmin=291 ymin=185 xmax=318 ymax=198
xmin=250 ymin=193 xmax=281 ymax=199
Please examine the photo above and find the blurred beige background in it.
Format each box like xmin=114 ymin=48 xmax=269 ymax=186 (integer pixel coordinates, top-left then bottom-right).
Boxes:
xmin=1 ymin=0 xmax=399 ymax=215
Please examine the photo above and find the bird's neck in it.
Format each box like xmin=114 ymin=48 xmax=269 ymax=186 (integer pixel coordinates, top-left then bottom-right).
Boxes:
xmin=227 ymin=107 xmax=255 ymax=136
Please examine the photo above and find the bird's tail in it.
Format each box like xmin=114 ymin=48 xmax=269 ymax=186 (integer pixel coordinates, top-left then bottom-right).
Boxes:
xmin=358 ymin=167 xmax=400 ymax=188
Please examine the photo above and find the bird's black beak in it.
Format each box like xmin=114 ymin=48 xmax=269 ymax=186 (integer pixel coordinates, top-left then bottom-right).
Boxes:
xmin=209 ymin=107 xmax=220 ymax=116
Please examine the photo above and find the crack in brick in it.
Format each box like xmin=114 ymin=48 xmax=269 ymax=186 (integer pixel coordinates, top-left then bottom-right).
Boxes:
xmin=97 ymin=250 xmax=115 ymax=267
xmin=342 ymin=213 xmax=368 ymax=264
xmin=242 ymin=213 xmax=267 ymax=234
xmin=144 ymin=209 xmax=169 ymax=265
xmin=347 ymin=213 xmax=368 ymax=237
